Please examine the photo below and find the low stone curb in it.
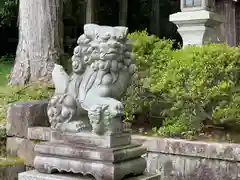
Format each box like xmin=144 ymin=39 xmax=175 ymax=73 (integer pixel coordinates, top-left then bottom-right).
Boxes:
xmin=27 ymin=126 xmax=240 ymax=162
xmin=132 ymin=135 xmax=240 ymax=162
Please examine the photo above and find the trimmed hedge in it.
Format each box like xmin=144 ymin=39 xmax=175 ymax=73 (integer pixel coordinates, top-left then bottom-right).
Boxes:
xmin=124 ymin=31 xmax=240 ymax=138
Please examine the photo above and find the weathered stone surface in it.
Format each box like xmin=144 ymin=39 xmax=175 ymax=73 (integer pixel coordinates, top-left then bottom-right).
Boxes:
xmin=34 ymin=155 xmax=146 ymax=180
xmin=133 ymin=135 xmax=240 ymax=162
xmin=19 ymin=170 xmax=88 ymax=180
xmin=19 ymin=170 xmax=160 ymax=180
xmin=17 ymin=139 xmax=36 ymax=166
xmin=28 ymin=127 xmax=131 ymax=148
xmin=28 ymin=127 xmax=240 ymax=179
xmin=126 ymin=173 xmax=161 ymax=180
xmin=132 ymin=135 xmax=240 ymax=180
xmin=47 ymin=24 xmax=136 ymax=135
xmin=6 ymin=138 xmax=37 ymax=166
xmin=6 ymin=137 xmax=24 ymax=156
xmin=34 ymin=140 xmax=147 ymax=180
xmin=7 ymin=100 xmax=50 ymax=138
xmin=146 ymin=152 xmax=240 ymax=180
xmin=0 ymin=158 xmax=25 ymax=180
xmin=35 ymin=142 xmax=146 ymax=162
xmin=51 ymin=131 xmax=132 ymax=148
xmin=28 ymin=127 xmax=51 ymax=141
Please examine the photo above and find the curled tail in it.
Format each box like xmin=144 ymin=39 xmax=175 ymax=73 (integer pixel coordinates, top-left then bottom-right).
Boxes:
xmin=52 ymin=64 xmax=69 ymax=94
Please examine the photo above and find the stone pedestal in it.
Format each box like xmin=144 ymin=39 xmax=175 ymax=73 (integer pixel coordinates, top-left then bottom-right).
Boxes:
xmin=170 ymin=10 xmax=224 ymax=47
xmin=19 ymin=170 xmax=160 ymax=180
xmin=19 ymin=130 xmax=160 ymax=180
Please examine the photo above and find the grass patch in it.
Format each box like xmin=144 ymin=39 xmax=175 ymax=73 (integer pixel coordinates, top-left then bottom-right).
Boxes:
xmin=0 ymin=61 xmax=11 ymax=86
xmin=0 ymin=58 xmax=12 ymax=126
xmin=0 ymin=58 xmax=54 ymax=125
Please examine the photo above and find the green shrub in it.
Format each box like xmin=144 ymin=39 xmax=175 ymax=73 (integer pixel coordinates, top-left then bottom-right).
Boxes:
xmin=124 ymin=31 xmax=240 ymax=138
xmin=123 ymin=30 xmax=173 ymax=123
xmin=149 ymin=44 xmax=240 ymax=138
xmin=0 ymin=0 xmax=18 ymax=26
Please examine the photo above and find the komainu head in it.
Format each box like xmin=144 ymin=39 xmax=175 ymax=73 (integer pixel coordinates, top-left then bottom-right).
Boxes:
xmin=71 ymin=24 xmax=136 ymax=80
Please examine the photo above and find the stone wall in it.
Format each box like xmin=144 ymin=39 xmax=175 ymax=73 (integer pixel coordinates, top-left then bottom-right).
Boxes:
xmin=0 ymin=158 xmax=25 ymax=180
xmin=6 ymin=100 xmax=240 ymax=180
xmin=6 ymin=100 xmax=50 ymax=167
xmin=133 ymin=136 xmax=240 ymax=180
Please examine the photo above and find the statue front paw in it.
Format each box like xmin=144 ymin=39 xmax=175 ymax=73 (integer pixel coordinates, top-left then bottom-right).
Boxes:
xmin=76 ymin=121 xmax=92 ymax=132
xmin=108 ymin=100 xmax=124 ymax=117
xmin=47 ymin=94 xmax=78 ymax=129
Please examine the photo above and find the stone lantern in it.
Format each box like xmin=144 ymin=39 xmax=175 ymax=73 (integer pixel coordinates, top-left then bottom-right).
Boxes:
xmin=181 ymin=0 xmax=215 ymax=11
xmin=170 ymin=0 xmax=224 ymax=48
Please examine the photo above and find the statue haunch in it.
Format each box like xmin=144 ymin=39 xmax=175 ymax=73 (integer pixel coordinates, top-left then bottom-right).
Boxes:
xmin=47 ymin=24 xmax=136 ymax=135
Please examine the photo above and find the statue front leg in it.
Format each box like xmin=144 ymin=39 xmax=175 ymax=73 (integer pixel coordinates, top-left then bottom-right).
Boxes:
xmin=47 ymin=94 xmax=91 ymax=133
xmin=85 ymin=97 xmax=124 ymax=135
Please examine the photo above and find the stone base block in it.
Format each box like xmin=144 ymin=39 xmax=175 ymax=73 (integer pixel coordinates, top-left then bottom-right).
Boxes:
xmin=28 ymin=127 xmax=132 ymax=148
xmin=6 ymin=137 xmax=24 ymax=157
xmin=35 ymin=141 xmax=146 ymax=162
xmin=51 ymin=131 xmax=131 ymax=148
xmin=34 ymin=155 xmax=146 ymax=180
xmin=19 ymin=170 xmax=161 ymax=180
xmin=34 ymin=141 xmax=147 ymax=180
xmin=7 ymin=100 xmax=50 ymax=138
xmin=6 ymin=138 xmax=36 ymax=166
xmin=28 ymin=127 xmax=52 ymax=141
xmin=0 ymin=158 xmax=25 ymax=180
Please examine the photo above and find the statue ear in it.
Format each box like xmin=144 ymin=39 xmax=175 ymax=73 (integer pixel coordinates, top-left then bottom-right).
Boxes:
xmin=114 ymin=26 xmax=128 ymax=39
xmin=84 ymin=24 xmax=100 ymax=39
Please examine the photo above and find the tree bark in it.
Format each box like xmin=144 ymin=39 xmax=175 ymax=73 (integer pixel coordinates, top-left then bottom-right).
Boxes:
xmin=150 ymin=0 xmax=160 ymax=36
xmin=9 ymin=0 xmax=63 ymax=85
xmin=119 ymin=0 xmax=128 ymax=26
xmin=86 ymin=0 xmax=96 ymax=23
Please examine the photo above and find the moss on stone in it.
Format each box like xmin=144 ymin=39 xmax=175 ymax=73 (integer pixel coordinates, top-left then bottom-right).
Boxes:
xmin=31 ymin=140 xmax=41 ymax=144
xmin=0 ymin=157 xmax=24 ymax=167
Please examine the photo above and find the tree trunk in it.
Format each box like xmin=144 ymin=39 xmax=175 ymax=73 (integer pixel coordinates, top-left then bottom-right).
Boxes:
xmin=119 ymin=0 xmax=128 ymax=26
xmin=86 ymin=0 xmax=96 ymax=23
xmin=9 ymin=0 xmax=63 ymax=85
xmin=150 ymin=0 xmax=160 ymax=36
xmin=215 ymin=0 xmax=236 ymax=46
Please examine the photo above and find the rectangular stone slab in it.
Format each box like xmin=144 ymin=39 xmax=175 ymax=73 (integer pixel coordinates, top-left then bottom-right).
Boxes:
xmin=7 ymin=100 xmax=49 ymax=138
xmin=34 ymin=155 xmax=146 ymax=180
xmin=51 ymin=131 xmax=131 ymax=148
xmin=35 ymin=141 xmax=146 ymax=162
xmin=18 ymin=170 xmax=161 ymax=180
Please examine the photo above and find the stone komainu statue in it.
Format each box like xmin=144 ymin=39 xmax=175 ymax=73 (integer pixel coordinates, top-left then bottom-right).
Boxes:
xmin=47 ymin=24 xmax=136 ymax=135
